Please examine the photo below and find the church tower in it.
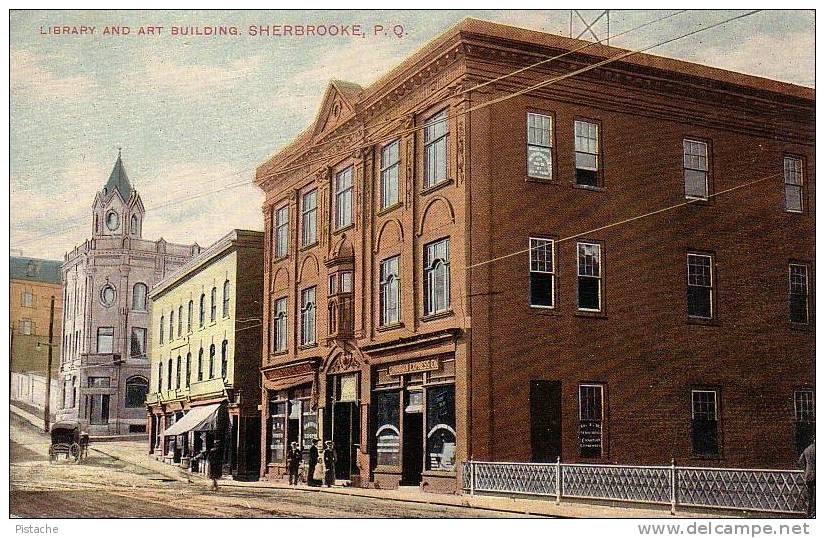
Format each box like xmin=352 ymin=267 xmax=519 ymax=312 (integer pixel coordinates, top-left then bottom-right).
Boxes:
xmin=92 ymin=150 xmax=145 ymax=238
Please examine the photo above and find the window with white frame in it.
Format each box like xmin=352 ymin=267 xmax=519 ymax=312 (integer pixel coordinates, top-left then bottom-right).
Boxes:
xmin=130 ymin=327 xmax=147 ymax=358
xmin=793 ymin=389 xmax=815 ymax=455
xmin=273 ymin=297 xmax=287 ymax=352
xmin=380 ymin=256 xmax=401 ymax=325
xmin=340 ymin=271 xmax=353 ymax=293
xmin=300 ymin=287 xmax=316 ymax=346
xmin=21 ymin=290 xmax=34 ymax=307
xmin=97 ymin=327 xmax=114 ymax=354
xmin=577 ymin=242 xmax=602 ymax=311
xmin=789 ymin=264 xmax=809 ymax=324
xmin=683 ymin=139 xmax=709 ymax=199
xmin=687 ymin=253 xmax=713 ymax=319
xmin=274 ymin=205 xmax=289 ymax=258
xmin=302 ymin=189 xmax=317 ymax=246
xmin=574 ymin=120 xmax=599 ymax=186
xmin=19 ymin=319 xmax=33 ymax=335
xmin=381 ymin=140 xmax=400 ymax=209
xmin=529 ymin=238 xmax=554 ymax=308
xmin=132 ymin=283 xmax=147 ymax=311
xmin=527 ymin=113 xmax=553 ymax=179
xmin=784 ymin=156 xmax=803 ymax=212
xmin=579 ymin=384 xmax=604 ymax=458
xmin=335 ymin=167 xmax=353 ymax=229
xmin=424 ymin=110 xmax=448 ymax=188
xmin=424 ymin=238 xmax=450 ymax=316
xmin=691 ymin=389 xmax=719 ymax=456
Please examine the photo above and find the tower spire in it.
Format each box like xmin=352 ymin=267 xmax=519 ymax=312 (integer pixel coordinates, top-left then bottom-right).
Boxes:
xmin=104 ymin=149 xmax=133 ymax=199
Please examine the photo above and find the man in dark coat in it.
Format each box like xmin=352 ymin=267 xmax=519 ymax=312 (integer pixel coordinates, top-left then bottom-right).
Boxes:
xmin=287 ymin=441 xmax=302 ymax=485
xmin=207 ymin=439 xmax=222 ymax=492
xmin=307 ymin=439 xmax=321 ymax=487
xmin=323 ymin=440 xmax=336 ymax=487
xmin=798 ymin=439 xmax=815 ymax=518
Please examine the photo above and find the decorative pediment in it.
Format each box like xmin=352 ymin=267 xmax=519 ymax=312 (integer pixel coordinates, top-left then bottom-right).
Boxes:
xmin=310 ymin=80 xmax=362 ymax=141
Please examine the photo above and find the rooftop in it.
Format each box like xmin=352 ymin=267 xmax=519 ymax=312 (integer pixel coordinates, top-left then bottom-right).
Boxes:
xmin=10 ymin=256 xmax=63 ymax=285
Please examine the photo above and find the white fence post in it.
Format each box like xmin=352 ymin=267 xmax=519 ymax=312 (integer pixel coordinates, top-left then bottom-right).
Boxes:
xmin=556 ymin=456 xmax=562 ymax=504
xmin=469 ymin=460 xmax=475 ymax=496
xmin=670 ymin=458 xmax=677 ymax=515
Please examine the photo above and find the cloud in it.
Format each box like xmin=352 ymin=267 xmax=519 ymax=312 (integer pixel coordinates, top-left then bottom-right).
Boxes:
xmin=10 ymin=49 xmax=97 ymax=101
xmin=124 ymin=55 xmax=262 ymax=96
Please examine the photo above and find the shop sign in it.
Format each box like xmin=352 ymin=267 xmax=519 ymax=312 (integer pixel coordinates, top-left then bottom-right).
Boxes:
xmin=388 ymin=358 xmax=439 ymax=377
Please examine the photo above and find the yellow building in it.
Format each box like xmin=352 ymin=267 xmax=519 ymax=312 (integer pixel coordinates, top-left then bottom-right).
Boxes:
xmin=146 ymin=230 xmax=263 ymax=479
xmin=10 ymin=257 xmax=63 ymax=376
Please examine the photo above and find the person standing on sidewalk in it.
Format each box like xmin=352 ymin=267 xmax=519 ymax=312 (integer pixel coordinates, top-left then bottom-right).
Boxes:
xmin=798 ymin=438 xmax=815 ymax=518
xmin=207 ymin=439 xmax=222 ymax=492
xmin=323 ymin=440 xmax=336 ymax=487
xmin=307 ymin=439 xmax=321 ymax=487
xmin=287 ymin=441 xmax=302 ymax=485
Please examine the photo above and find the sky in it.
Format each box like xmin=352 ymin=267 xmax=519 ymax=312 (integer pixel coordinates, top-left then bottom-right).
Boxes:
xmin=9 ymin=9 xmax=815 ymax=260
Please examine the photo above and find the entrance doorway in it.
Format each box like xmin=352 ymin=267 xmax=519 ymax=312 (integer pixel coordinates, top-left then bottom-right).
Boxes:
xmin=327 ymin=372 xmax=360 ymax=481
xmin=530 ymin=380 xmax=561 ymax=462
xmin=401 ymin=411 xmax=423 ymax=485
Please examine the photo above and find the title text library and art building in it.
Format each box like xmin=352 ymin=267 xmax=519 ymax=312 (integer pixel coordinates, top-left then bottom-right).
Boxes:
xmin=254 ymin=19 xmax=814 ymax=492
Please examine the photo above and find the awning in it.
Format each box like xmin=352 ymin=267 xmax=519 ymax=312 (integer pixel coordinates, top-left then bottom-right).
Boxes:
xmin=163 ymin=403 xmax=221 ymax=436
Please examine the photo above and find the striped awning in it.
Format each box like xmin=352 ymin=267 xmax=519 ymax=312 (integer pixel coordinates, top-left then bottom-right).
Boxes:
xmin=163 ymin=403 xmax=221 ymax=436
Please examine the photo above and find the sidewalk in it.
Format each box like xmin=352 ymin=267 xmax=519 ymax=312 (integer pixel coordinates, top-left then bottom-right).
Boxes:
xmin=88 ymin=441 xmax=722 ymax=519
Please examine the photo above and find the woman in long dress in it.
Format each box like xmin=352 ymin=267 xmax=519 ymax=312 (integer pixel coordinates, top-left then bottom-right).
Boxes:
xmin=323 ymin=441 xmax=336 ymax=487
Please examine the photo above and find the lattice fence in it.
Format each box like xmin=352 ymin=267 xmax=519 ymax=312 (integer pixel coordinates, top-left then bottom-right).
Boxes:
xmin=462 ymin=461 xmax=807 ymax=515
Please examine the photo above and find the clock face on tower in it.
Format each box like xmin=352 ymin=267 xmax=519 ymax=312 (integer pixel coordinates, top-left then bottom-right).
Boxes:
xmin=106 ymin=210 xmax=120 ymax=231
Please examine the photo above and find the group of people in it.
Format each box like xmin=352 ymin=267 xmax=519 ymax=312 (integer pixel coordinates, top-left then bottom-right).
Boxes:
xmin=287 ymin=439 xmax=337 ymax=487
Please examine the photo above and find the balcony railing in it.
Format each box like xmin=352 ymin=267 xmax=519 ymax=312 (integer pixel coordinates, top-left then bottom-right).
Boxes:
xmin=462 ymin=460 xmax=808 ymax=515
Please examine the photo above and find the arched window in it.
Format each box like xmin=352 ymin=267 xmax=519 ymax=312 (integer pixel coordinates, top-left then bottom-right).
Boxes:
xmin=221 ymin=340 xmax=228 ymax=379
xmin=222 ymin=280 xmax=230 ymax=318
xmin=159 ymin=315 xmax=165 ymax=344
xmin=185 ymin=352 xmax=191 ymax=388
xmin=197 ymin=348 xmax=204 ymax=381
xmin=199 ymin=294 xmax=205 ymax=326
xmin=175 ymin=356 xmax=181 ymax=389
xmin=169 ymin=310 xmax=174 ymax=341
xmin=131 ymin=214 xmax=139 ymax=234
xmin=209 ymin=344 xmax=216 ymax=379
xmin=132 ymin=283 xmax=148 ymax=311
xmin=187 ymin=300 xmax=193 ymax=332
xmin=157 ymin=362 xmax=163 ymax=391
xmin=125 ymin=376 xmax=149 ymax=408
xmin=178 ymin=306 xmax=183 ymax=337
xmin=166 ymin=358 xmax=173 ymax=391
xmin=210 ymin=287 xmax=217 ymax=322
xmin=424 ymin=238 xmax=451 ymax=316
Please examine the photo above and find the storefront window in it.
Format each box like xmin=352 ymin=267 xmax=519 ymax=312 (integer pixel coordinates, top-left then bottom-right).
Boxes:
xmin=301 ymin=399 xmax=318 ymax=455
xmin=426 ymin=385 xmax=456 ymax=471
xmin=374 ymin=391 xmax=401 ymax=466
xmin=269 ymin=398 xmax=287 ymax=464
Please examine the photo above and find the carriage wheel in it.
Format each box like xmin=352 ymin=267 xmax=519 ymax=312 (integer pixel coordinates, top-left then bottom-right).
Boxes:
xmin=48 ymin=446 xmax=56 ymax=463
xmin=69 ymin=443 xmax=81 ymax=463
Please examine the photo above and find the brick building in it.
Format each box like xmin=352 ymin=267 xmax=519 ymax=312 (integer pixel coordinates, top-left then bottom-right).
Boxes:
xmin=254 ymin=19 xmax=814 ymax=492
xmin=57 ymin=152 xmax=200 ymax=435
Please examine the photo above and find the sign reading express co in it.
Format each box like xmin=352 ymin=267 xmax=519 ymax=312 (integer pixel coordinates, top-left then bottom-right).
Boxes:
xmin=579 ymin=419 xmax=603 ymax=457
xmin=388 ymin=359 xmax=439 ymax=377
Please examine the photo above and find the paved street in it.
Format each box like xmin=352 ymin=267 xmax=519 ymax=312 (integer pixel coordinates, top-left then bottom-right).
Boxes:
xmin=10 ymin=415 xmax=527 ymax=518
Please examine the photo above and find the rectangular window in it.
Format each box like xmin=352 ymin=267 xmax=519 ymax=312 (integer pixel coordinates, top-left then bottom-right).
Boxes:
xmin=426 ymin=384 xmax=456 ymax=471
xmin=177 ymin=306 xmax=183 ymax=336
xmin=301 ymin=189 xmax=318 ymax=246
xmin=21 ymin=291 xmax=33 ymax=307
xmin=269 ymin=398 xmax=287 ymax=464
xmin=424 ymin=238 xmax=450 ymax=316
xmin=88 ymin=376 xmax=110 ymax=388
xmin=97 ymin=327 xmax=114 ymax=354
xmin=381 ymin=140 xmax=400 ymax=209
xmin=130 ymin=327 xmax=147 ymax=358
xmin=684 ymin=139 xmax=709 ymax=199
xmin=274 ymin=297 xmax=287 ymax=352
xmin=328 ymin=274 xmax=337 ymax=295
xmin=424 ymin=109 xmax=448 ymax=188
xmin=19 ymin=319 xmax=33 ymax=335
xmin=527 ymin=113 xmax=553 ymax=179
xmin=574 ymin=120 xmax=599 ymax=186
xmin=529 ymin=238 xmax=554 ymax=308
xmin=793 ymin=389 xmax=815 ymax=455
xmin=691 ymin=390 xmax=719 ymax=456
xmin=784 ymin=156 xmax=803 ymax=212
xmin=789 ymin=264 xmax=809 ymax=324
xmin=380 ymin=256 xmax=401 ymax=325
xmin=687 ymin=253 xmax=713 ymax=319
xmin=373 ymin=390 xmax=400 ymax=466
xmin=274 ymin=205 xmax=289 ymax=258
xmin=335 ymin=167 xmax=353 ymax=229
xmin=340 ymin=271 xmax=353 ymax=293
xmin=577 ymin=242 xmax=602 ymax=311
xmin=579 ymin=384 xmax=604 ymax=458
xmin=300 ymin=287 xmax=316 ymax=346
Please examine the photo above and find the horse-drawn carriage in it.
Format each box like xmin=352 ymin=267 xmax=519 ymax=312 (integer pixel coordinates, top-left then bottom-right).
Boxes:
xmin=48 ymin=421 xmax=89 ymax=463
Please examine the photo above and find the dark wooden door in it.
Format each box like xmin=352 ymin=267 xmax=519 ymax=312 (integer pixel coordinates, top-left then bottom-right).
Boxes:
xmin=530 ymin=380 xmax=561 ymax=462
